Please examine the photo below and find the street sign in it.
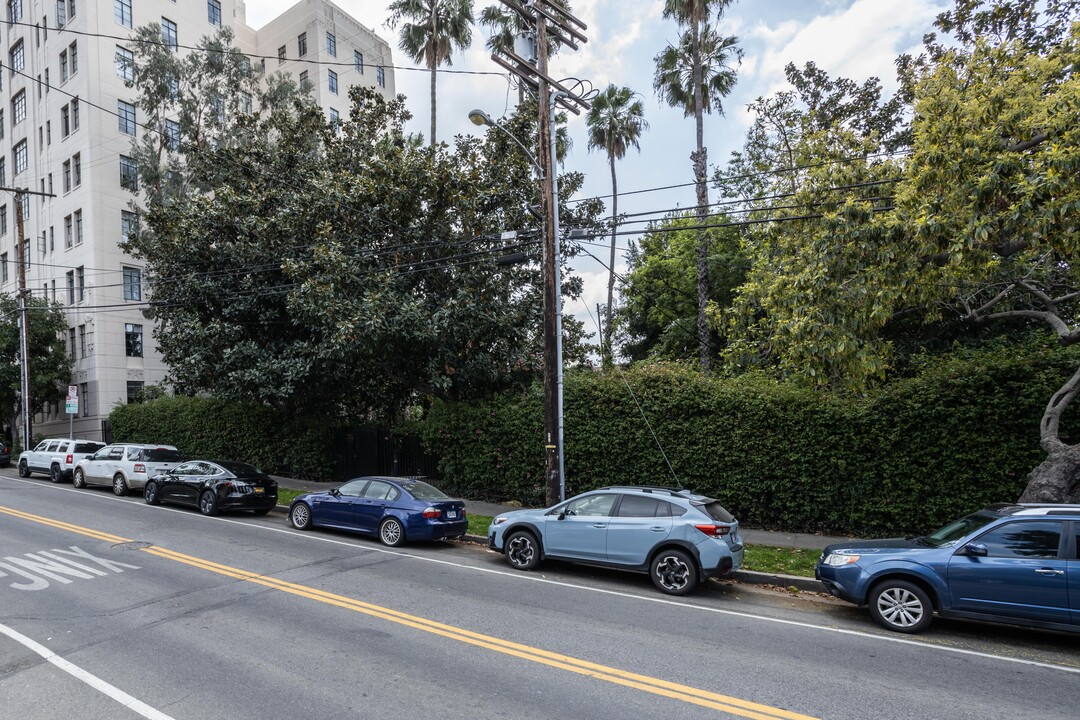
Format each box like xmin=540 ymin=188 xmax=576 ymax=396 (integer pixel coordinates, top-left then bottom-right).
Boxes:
xmin=67 ymin=385 xmax=78 ymax=400
xmin=66 ymin=398 xmax=78 ymax=414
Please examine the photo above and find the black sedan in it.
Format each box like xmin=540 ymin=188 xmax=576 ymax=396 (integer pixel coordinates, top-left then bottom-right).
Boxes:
xmin=289 ymin=476 xmax=467 ymax=546
xmin=144 ymin=460 xmax=277 ymax=516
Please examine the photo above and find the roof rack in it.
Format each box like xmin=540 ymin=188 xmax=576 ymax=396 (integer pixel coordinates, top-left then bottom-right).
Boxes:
xmin=594 ymin=485 xmax=692 ymax=497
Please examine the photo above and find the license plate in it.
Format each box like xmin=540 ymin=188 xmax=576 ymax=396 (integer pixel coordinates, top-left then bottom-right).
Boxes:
xmin=254 ymin=487 xmax=264 ymax=494
xmin=446 ymin=510 xmax=457 ymax=519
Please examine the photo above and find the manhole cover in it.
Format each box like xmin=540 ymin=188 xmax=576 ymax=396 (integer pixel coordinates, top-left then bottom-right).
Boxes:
xmin=112 ymin=541 xmax=153 ymax=550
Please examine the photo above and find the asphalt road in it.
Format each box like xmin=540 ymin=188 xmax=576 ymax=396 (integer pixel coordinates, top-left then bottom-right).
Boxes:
xmin=1 ymin=470 xmax=1077 ymax=720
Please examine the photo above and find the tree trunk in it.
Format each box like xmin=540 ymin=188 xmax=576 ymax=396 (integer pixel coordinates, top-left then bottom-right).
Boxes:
xmin=1019 ymin=446 xmax=1080 ymax=503
xmin=429 ymin=65 xmax=437 ymax=147
xmin=604 ymin=151 xmax=618 ymax=368
xmin=691 ymin=16 xmax=712 ymax=373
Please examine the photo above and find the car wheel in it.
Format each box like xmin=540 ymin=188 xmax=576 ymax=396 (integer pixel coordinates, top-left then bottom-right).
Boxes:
xmin=290 ymin=503 xmax=312 ymax=529
xmin=379 ymin=517 xmax=406 ymax=547
xmin=72 ymin=468 xmax=86 ymax=489
xmin=18 ymin=460 xmax=30 ymax=478
xmin=650 ymin=548 xmax=698 ymax=595
xmin=504 ymin=530 xmax=541 ymax=570
xmin=113 ymin=474 xmax=128 ymax=496
xmin=144 ymin=481 xmax=161 ymax=505
xmin=199 ymin=491 xmax=220 ymax=516
xmin=50 ymin=464 xmax=63 ymax=484
xmin=869 ymin=579 xmax=934 ymax=633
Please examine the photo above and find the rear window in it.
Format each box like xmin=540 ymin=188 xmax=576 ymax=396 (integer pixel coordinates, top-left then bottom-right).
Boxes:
xmin=74 ymin=442 xmax=104 ymax=454
xmin=696 ymin=501 xmax=734 ymax=523
xmin=143 ymin=448 xmax=182 ymax=462
xmin=404 ymin=481 xmax=450 ymax=500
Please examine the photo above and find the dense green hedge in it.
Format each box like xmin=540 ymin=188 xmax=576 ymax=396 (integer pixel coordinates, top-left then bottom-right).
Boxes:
xmin=109 ymin=396 xmax=333 ymax=480
xmin=417 ymin=343 xmax=1080 ymax=536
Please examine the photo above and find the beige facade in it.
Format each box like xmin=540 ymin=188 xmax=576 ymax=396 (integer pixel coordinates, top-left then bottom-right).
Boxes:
xmin=0 ymin=0 xmax=394 ymax=443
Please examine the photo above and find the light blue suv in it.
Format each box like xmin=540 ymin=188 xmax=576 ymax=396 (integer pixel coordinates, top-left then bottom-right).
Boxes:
xmin=487 ymin=486 xmax=744 ymax=595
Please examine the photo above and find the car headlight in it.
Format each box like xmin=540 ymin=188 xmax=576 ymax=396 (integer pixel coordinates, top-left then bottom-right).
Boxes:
xmin=492 ymin=517 xmax=508 ymax=526
xmin=822 ymin=552 xmax=861 ymax=567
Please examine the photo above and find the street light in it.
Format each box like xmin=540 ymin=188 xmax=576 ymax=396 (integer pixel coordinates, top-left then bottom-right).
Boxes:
xmin=469 ymin=108 xmax=567 ymax=502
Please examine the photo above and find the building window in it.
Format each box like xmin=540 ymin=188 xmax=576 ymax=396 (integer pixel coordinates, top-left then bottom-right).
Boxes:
xmin=0 ymin=204 xmax=6 ymax=235
xmin=79 ymin=324 xmax=86 ymax=358
xmin=61 ymin=104 xmax=70 ymax=136
xmin=1 ymin=253 xmax=7 ymax=282
xmin=329 ymin=108 xmax=339 ymax=125
xmin=12 ymin=90 xmax=25 ymax=125
xmin=161 ymin=18 xmax=178 ymax=51
xmin=9 ymin=39 xmax=24 ymax=73
xmin=74 ymin=209 xmax=82 ymax=245
xmin=355 ymin=51 xmax=364 ymax=74
xmin=297 ymin=32 xmax=307 ymax=57
xmin=69 ymin=42 xmax=78 ymax=75
xmin=68 ymin=327 xmax=76 ymax=358
xmin=116 ymin=46 xmax=134 ymax=82
xmin=0 ymin=109 xmax=4 ymax=139
xmin=328 ymin=69 xmax=338 ymax=94
xmin=299 ymin=70 xmax=309 ymax=90
xmin=207 ymin=0 xmax=221 ymax=27
xmin=326 ymin=32 xmax=336 ymax=57
xmin=73 ymin=152 xmax=81 ymax=186
xmin=8 ymin=0 xmax=23 ymax=23
xmin=57 ymin=0 xmax=66 ymax=26
xmin=277 ymin=45 xmax=286 ymax=64
xmin=121 ymin=210 xmax=137 ymax=241
xmin=64 ymin=213 xmax=72 ymax=248
xmin=76 ymin=265 xmax=84 ymax=301
xmin=377 ymin=66 xmax=386 ymax=88
xmin=66 ymin=271 xmax=74 ymax=304
xmin=127 ymin=381 xmax=143 ymax=404
xmin=125 ymin=323 xmax=143 ymax=357
xmin=49 ymin=226 xmax=54 ymax=252
xmin=60 ymin=49 xmax=68 ymax=82
xmin=118 ymin=100 xmax=136 ymax=135
xmin=63 ymin=159 xmax=71 ymax=192
xmin=72 ymin=97 xmax=80 ymax=130
xmin=45 ymin=119 xmax=50 ymax=144
xmin=165 ymin=119 xmax=180 ymax=150
xmin=114 ymin=0 xmax=131 ymax=28
xmin=240 ymin=92 xmax=252 ymax=114
xmin=120 ymin=155 xmax=138 ymax=191
xmin=123 ymin=266 xmax=142 ymax=301
xmin=13 ymin=140 xmax=27 ymax=175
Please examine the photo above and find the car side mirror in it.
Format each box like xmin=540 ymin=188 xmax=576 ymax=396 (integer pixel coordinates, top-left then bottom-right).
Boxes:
xmin=960 ymin=542 xmax=988 ymax=557
xmin=557 ymin=511 xmax=567 ymax=520
xmin=330 ymin=488 xmax=340 ymax=497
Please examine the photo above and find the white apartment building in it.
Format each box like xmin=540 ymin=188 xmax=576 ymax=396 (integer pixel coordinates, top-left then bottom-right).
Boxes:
xmin=1 ymin=0 xmax=395 ymax=443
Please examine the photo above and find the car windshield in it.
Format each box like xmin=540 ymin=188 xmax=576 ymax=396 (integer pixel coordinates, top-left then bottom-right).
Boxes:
xmin=405 ymin=481 xmax=450 ymax=500
xmin=920 ymin=512 xmax=999 ymax=547
xmin=144 ymin=448 xmax=181 ymax=462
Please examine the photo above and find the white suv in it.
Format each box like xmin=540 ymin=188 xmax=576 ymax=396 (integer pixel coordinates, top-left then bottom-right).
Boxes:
xmin=74 ymin=444 xmax=183 ymax=496
xmin=18 ymin=439 xmax=107 ymax=483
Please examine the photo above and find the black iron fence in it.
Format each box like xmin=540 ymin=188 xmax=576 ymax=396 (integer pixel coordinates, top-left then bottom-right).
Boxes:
xmin=331 ymin=426 xmax=440 ymax=482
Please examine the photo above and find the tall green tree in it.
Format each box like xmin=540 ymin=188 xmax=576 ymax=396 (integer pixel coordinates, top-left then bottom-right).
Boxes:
xmin=387 ymin=0 xmax=475 ymax=147
xmin=0 ymin=296 xmax=71 ymax=443
xmin=654 ymin=1 xmax=741 ymax=371
xmin=586 ymin=85 xmax=649 ymax=366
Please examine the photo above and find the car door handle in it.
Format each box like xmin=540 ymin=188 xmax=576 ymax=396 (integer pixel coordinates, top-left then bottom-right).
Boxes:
xmin=650 ymin=527 xmax=666 ymax=532
xmin=1035 ymin=568 xmax=1064 ymax=576
xmin=592 ymin=523 xmax=607 ymax=529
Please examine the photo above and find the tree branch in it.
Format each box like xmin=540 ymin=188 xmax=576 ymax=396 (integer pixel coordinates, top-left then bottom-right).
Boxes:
xmin=1041 ymin=362 xmax=1080 ymax=453
xmin=982 ymin=309 xmax=1071 ymax=338
xmin=1006 ymin=131 xmax=1048 ymax=153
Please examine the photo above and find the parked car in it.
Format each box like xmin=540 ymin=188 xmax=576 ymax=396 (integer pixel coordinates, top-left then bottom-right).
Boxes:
xmin=487 ymin=486 xmax=744 ymax=596
xmin=18 ymin=438 xmax=107 ymax=482
xmin=73 ymin=444 xmax=183 ymax=495
xmin=816 ymin=503 xmax=1080 ymax=634
xmin=289 ymin=476 xmax=467 ymax=547
xmin=143 ymin=460 xmax=277 ymax=516
xmin=0 ymin=440 xmax=11 ymax=468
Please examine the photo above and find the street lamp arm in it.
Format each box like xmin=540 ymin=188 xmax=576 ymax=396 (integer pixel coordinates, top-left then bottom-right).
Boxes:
xmin=467 ymin=109 xmax=543 ymax=176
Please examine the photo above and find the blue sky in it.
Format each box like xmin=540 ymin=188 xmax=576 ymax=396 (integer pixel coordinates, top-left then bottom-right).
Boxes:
xmin=245 ymin=0 xmax=949 ymax=342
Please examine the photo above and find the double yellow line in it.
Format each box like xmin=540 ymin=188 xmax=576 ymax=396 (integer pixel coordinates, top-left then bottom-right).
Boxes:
xmin=0 ymin=504 xmax=818 ymax=720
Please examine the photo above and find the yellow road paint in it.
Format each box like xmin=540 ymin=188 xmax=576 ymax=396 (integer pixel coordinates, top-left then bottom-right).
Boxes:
xmin=1 ymin=505 xmax=820 ymax=720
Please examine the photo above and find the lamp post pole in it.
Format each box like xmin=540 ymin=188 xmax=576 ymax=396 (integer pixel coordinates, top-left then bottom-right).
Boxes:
xmin=15 ymin=192 xmax=31 ymax=450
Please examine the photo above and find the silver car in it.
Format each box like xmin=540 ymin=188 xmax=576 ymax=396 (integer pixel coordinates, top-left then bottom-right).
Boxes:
xmin=73 ymin=444 xmax=183 ymax=496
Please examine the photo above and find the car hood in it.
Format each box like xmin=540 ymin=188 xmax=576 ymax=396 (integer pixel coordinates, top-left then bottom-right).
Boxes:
xmin=493 ymin=508 xmax=551 ymax=523
xmin=822 ymin=537 xmax=928 ymax=555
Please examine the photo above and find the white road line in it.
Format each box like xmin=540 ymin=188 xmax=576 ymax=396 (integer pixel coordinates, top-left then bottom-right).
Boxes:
xmin=0 ymin=622 xmax=176 ymax=720
xmin=5 ymin=473 xmax=1079 ymax=676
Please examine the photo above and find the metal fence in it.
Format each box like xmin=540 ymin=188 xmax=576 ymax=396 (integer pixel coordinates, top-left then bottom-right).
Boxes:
xmin=331 ymin=427 xmax=440 ymax=482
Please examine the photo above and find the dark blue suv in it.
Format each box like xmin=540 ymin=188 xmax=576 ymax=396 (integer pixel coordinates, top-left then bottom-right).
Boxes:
xmin=816 ymin=504 xmax=1080 ymax=634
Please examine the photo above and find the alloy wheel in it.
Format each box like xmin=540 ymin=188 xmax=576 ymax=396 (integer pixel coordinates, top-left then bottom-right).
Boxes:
xmin=654 ymin=554 xmax=691 ymax=593
xmin=875 ymin=587 xmax=925 ymax=629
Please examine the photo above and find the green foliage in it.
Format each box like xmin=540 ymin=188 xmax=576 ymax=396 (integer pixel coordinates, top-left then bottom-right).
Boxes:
xmin=417 ymin=342 xmax=1077 ymax=536
xmin=109 ymin=396 xmax=333 ymax=480
xmin=0 ymin=295 xmax=71 ymax=423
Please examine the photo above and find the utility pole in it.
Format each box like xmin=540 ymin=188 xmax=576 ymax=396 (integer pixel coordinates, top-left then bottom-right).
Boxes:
xmin=15 ymin=191 xmax=31 ymax=450
xmin=489 ymin=0 xmax=591 ymax=506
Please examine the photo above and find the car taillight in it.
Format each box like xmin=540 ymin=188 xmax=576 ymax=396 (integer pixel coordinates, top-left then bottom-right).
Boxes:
xmin=221 ymin=482 xmax=235 ymax=493
xmin=65 ymin=453 xmax=73 ymax=464
xmin=695 ymin=524 xmax=731 ymax=537
xmin=133 ymin=463 xmax=145 ymax=474
xmin=422 ymin=507 xmax=441 ymax=519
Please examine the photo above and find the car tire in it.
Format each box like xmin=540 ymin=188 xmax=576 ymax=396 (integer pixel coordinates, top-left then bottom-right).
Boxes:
xmin=72 ymin=468 xmax=86 ymax=488
xmin=379 ymin=517 xmax=406 ymax=547
xmin=18 ymin=460 xmax=30 ymax=478
xmin=113 ymin=474 xmax=128 ymax=496
xmin=504 ymin=530 xmax=541 ymax=571
xmin=868 ymin=579 xmax=934 ymax=634
xmin=199 ymin=491 xmax=220 ymax=516
xmin=144 ymin=481 xmax=161 ymax=505
xmin=290 ymin=503 xmax=312 ymax=530
xmin=50 ymin=464 xmax=63 ymax=484
xmin=650 ymin=548 xmax=698 ymax=596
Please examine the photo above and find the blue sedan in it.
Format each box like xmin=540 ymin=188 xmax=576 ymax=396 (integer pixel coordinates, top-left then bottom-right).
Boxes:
xmin=288 ymin=476 xmax=467 ymax=547
xmin=816 ymin=503 xmax=1080 ymax=634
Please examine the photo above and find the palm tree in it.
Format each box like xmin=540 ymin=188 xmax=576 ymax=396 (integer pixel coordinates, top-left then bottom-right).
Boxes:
xmin=654 ymin=0 xmax=740 ymax=371
xmin=387 ymin=0 xmax=475 ymax=147
xmin=586 ymin=85 xmax=649 ymax=366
